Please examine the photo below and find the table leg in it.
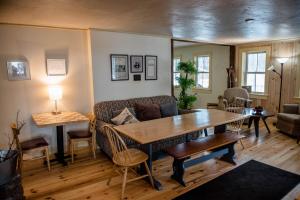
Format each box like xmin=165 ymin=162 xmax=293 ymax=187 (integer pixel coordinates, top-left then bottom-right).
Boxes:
xmin=248 ymin=117 xmax=253 ymax=128
xmin=253 ymin=118 xmax=260 ymax=137
xmin=214 ymin=124 xmax=226 ymax=134
xmin=145 ymin=143 xmax=162 ymax=190
xmin=48 ymin=125 xmax=69 ymax=166
xmin=262 ymin=117 xmax=271 ymax=133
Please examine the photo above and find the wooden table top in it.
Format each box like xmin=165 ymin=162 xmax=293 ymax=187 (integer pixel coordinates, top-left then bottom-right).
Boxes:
xmin=32 ymin=112 xmax=89 ymax=127
xmin=114 ymin=109 xmax=249 ymax=144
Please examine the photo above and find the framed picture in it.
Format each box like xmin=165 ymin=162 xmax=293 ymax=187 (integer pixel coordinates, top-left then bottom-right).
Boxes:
xmin=7 ymin=60 xmax=31 ymax=81
xmin=110 ymin=54 xmax=129 ymax=81
xmin=130 ymin=55 xmax=143 ymax=73
xmin=145 ymin=55 xmax=157 ymax=80
xmin=46 ymin=58 xmax=67 ymax=76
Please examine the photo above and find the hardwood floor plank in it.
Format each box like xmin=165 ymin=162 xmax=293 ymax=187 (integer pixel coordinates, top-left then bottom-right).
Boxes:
xmin=22 ymin=122 xmax=300 ymax=200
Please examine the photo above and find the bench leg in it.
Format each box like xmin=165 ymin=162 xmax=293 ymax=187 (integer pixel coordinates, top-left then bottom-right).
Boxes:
xmin=171 ymin=159 xmax=186 ymax=186
xmin=219 ymin=143 xmax=237 ymax=165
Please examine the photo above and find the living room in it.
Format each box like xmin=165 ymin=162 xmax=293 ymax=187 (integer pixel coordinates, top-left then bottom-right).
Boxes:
xmin=0 ymin=1 xmax=300 ymax=200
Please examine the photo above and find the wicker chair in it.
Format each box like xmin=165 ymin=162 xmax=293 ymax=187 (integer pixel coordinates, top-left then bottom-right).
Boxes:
xmin=67 ymin=113 xmax=96 ymax=163
xmin=226 ymin=104 xmax=246 ymax=149
xmin=103 ymin=125 xmax=154 ymax=199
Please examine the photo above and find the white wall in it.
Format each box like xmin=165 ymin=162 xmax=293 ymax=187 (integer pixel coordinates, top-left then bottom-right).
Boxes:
xmin=174 ymin=44 xmax=229 ymax=108
xmin=0 ymin=25 xmax=92 ymax=152
xmin=90 ymin=30 xmax=172 ymax=102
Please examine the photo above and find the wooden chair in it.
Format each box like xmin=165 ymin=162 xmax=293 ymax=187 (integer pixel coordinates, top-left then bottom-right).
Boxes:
xmin=11 ymin=127 xmax=51 ymax=172
xmin=67 ymin=113 xmax=96 ymax=163
xmin=103 ymin=125 xmax=154 ymax=199
xmin=226 ymin=104 xmax=246 ymax=149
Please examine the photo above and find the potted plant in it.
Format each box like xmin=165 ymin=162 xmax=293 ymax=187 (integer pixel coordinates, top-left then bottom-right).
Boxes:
xmin=0 ymin=111 xmax=25 ymax=199
xmin=176 ymin=61 xmax=197 ymax=110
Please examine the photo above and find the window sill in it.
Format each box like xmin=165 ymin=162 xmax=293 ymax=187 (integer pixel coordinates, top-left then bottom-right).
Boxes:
xmin=293 ymin=97 xmax=300 ymax=102
xmin=249 ymin=93 xmax=269 ymax=100
xmin=192 ymin=88 xmax=212 ymax=94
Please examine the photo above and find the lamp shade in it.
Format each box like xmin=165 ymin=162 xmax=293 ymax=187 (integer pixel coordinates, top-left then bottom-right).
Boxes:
xmin=276 ymin=57 xmax=289 ymax=64
xmin=48 ymin=85 xmax=62 ymax=101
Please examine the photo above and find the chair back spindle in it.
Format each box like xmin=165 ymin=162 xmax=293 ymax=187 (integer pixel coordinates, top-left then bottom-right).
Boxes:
xmin=103 ymin=125 xmax=132 ymax=165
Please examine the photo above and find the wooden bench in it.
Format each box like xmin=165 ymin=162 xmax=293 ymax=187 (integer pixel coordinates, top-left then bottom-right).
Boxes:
xmin=166 ymin=132 xmax=240 ymax=186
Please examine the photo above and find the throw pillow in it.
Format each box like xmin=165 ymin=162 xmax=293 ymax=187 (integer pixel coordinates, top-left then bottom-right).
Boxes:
xmin=135 ymin=103 xmax=161 ymax=121
xmin=111 ymin=107 xmax=139 ymax=125
xmin=160 ymin=103 xmax=178 ymax=117
xmin=112 ymin=107 xmax=136 ymax=118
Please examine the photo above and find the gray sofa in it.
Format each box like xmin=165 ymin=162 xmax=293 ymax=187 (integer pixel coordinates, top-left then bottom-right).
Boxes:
xmin=277 ymin=104 xmax=300 ymax=143
xmin=94 ymin=95 xmax=200 ymax=159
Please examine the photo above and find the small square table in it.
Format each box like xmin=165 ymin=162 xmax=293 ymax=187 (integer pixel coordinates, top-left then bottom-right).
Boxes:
xmin=244 ymin=108 xmax=275 ymax=137
xmin=32 ymin=112 xmax=89 ymax=165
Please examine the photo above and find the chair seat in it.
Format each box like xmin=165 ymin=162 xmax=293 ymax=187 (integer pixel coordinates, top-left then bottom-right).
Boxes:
xmin=21 ymin=137 xmax=48 ymax=151
xmin=277 ymin=113 xmax=300 ymax=123
xmin=113 ymin=148 xmax=148 ymax=167
xmin=67 ymin=130 xmax=92 ymax=139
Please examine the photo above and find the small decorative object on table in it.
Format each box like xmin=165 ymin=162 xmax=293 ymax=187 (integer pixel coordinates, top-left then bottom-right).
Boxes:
xmin=253 ymin=106 xmax=264 ymax=115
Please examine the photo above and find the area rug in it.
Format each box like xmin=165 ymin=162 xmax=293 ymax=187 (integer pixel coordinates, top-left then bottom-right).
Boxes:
xmin=174 ymin=160 xmax=300 ymax=200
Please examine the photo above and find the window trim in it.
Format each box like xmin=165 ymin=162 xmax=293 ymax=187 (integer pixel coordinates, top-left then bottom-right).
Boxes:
xmin=237 ymin=45 xmax=271 ymax=96
xmin=173 ymin=56 xmax=182 ymax=87
xmin=193 ymin=53 xmax=212 ymax=91
xmin=244 ymin=51 xmax=267 ymax=93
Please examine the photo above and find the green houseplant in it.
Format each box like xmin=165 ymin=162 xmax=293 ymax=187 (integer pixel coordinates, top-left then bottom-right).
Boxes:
xmin=176 ymin=61 xmax=197 ymax=109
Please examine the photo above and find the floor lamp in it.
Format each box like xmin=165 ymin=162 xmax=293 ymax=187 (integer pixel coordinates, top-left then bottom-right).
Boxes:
xmin=267 ymin=57 xmax=288 ymax=112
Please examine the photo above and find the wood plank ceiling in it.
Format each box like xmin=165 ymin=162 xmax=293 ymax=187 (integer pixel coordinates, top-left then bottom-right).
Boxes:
xmin=0 ymin=0 xmax=300 ymax=44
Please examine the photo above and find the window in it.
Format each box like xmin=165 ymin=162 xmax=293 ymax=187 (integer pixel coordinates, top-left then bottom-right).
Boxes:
xmin=244 ymin=52 xmax=266 ymax=93
xmin=195 ymin=55 xmax=210 ymax=89
xmin=173 ymin=57 xmax=181 ymax=86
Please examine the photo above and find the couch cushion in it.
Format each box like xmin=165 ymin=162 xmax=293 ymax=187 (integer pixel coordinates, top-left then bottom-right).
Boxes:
xmin=111 ymin=108 xmax=139 ymax=125
xmin=151 ymin=95 xmax=177 ymax=105
xmin=277 ymin=113 xmax=300 ymax=123
xmin=160 ymin=103 xmax=178 ymax=117
xmin=135 ymin=103 xmax=161 ymax=121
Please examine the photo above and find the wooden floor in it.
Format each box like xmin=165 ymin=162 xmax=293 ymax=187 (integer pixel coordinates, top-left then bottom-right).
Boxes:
xmin=22 ymin=119 xmax=300 ymax=200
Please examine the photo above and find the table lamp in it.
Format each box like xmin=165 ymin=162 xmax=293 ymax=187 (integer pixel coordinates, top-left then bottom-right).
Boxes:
xmin=48 ymin=85 xmax=62 ymax=115
xmin=267 ymin=57 xmax=288 ymax=112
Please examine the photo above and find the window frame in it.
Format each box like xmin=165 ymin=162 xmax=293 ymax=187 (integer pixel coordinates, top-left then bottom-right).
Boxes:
xmin=194 ymin=53 xmax=212 ymax=91
xmin=238 ymin=45 xmax=271 ymax=97
xmin=173 ymin=56 xmax=181 ymax=87
xmin=244 ymin=51 xmax=267 ymax=93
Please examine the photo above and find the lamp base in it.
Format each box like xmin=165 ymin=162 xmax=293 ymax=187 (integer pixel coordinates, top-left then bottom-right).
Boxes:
xmin=52 ymin=111 xmax=61 ymax=115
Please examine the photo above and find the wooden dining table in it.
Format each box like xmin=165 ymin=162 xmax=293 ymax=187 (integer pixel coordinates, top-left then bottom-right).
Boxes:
xmin=114 ymin=109 xmax=248 ymax=190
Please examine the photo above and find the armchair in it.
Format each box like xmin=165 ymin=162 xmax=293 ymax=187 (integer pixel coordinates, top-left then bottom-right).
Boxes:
xmin=277 ymin=104 xmax=300 ymax=143
xmin=218 ymin=87 xmax=252 ymax=110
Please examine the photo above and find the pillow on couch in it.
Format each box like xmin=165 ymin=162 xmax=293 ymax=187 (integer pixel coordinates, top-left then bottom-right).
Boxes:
xmin=112 ymin=107 xmax=136 ymax=118
xmin=160 ymin=103 xmax=178 ymax=117
xmin=111 ymin=107 xmax=139 ymax=125
xmin=135 ymin=103 xmax=161 ymax=121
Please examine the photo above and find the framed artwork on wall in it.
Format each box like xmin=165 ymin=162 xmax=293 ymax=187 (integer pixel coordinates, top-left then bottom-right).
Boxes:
xmin=7 ymin=59 xmax=31 ymax=81
xmin=145 ymin=55 xmax=157 ymax=80
xmin=110 ymin=54 xmax=129 ymax=81
xmin=46 ymin=58 xmax=67 ymax=76
xmin=130 ymin=55 xmax=143 ymax=73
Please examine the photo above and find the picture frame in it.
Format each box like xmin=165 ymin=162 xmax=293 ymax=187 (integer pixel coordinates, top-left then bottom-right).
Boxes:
xmin=110 ymin=54 xmax=129 ymax=81
xmin=46 ymin=58 xmax=67 ymax=76
xmin=130 ymin=55 xmax=143 ymax=73
xmin=7 ymin=59 xmax=31 ymax=81
xmin=145 ymin=55 xmax=157 ymax=80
